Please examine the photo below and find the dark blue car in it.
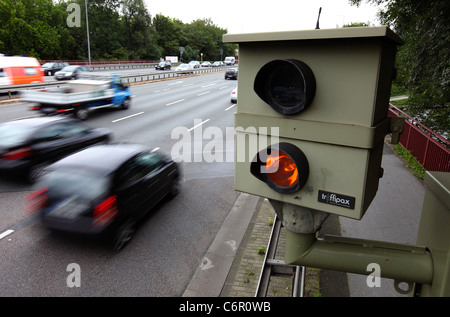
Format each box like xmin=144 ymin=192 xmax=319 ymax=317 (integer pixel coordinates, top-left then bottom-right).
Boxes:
xmin=26 ymin=143 xmax=180 ymax=250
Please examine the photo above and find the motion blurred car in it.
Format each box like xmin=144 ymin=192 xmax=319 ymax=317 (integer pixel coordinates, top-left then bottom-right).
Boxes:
xmin=155 ymin=61 xmax=171 ymax=70
xmin=0 ymin=117 xmax=111 ymax=183
xmin=41 ymin=62 xmax=66 ymax=76
xmin=225 ymin=68 xmax=238 ymax=80
xmin=189 ymin=61 xmax=200 ymax=68
xmin=54 ymin=65 xmax=92 ymax=80
xmin=231 ymin=86 xmax=237 ymax=103
xmin=201 ymin=61 xmax=211 ymax=67
xmin=27 ymin=143 xmax=180 ymax=250
xmin=175 ymin=63 xmax=194 ymax=74
xmin=212 ymin=61 xmax=224 ymax=67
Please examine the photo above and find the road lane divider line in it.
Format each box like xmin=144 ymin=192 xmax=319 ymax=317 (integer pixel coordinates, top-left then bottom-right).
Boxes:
xmin=112 ymin=112 xmax=144 ymax=123
xmin=166 ymin=99 xmax=185 ymax=106
xmin=188 ymin=119 xmax=210 ymax=132
xmin=168 ymin=81 xmax=184 ymax=85
xmin=225 ymin=104 xmax=236 ymax=111
xmin=201 ymin=84 xmax=216 ymax=88
xmin=197 ymin=91 xmax=210 ymax=96
xmin=0 ymin=229 xmax=14 ymax=240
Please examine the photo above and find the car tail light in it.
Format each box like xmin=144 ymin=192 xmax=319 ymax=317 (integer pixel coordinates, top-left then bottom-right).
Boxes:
xmin=93 ymin=195 xmax=118 ymax=227
xmin=24 ymin=187 xmax=48 ymax=214
xmin=2 ymin=147 xmax=33 ymax=160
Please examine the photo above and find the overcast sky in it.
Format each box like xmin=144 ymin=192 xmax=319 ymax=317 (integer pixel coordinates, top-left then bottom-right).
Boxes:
xmin=144 ymin=0 xmax=384 ymax=34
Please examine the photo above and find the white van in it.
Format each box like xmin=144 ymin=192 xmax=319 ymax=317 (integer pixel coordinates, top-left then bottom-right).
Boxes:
xmin=224 ymin=56 xmax=236 ymax=66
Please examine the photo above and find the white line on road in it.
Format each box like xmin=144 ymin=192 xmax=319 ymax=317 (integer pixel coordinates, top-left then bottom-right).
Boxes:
xmin=225 ymin=104 xmax=236 ymax=111
xmin=201 ymin=84 xmax=216 ymax=88
xmin=0 ymin=229 xmax=14 ymax=240
xmin=168 ymin=81 xmax=184 ymax=85
xmin=197 ymin=91 xmax=210 ymax=96
xmin=112 ymin=112 xmax=144 ymax=123
xmin=188 ymin=119 xmax=210 ymax=132
xmin=166 ymin=99 xmax=185 ymax=106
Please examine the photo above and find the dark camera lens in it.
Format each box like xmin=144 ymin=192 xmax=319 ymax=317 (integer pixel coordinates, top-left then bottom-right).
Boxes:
xmin=254 ymin=59 xmax=315 ymax=115
xmin=268 ymin=64 xmax=306 ymax=110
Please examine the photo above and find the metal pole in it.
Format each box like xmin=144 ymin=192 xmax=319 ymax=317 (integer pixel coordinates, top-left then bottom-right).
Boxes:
xmin=85 ymin=0 xmax=91 ymax=65
xmin=285 ymin=231 xmax=434 ymax=285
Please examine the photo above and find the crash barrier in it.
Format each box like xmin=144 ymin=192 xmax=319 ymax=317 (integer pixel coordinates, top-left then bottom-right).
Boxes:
xmin=388 ymin=104 xmax=450 ymax=172
xmin=0 ymin=82 xmax=64 ymax=99
xmin=120 ymin=66 xmax=227 ymax=84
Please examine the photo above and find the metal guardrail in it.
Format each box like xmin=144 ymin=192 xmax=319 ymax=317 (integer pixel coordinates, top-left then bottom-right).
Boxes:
xmin=90 ymin=63 xmax=157 ymax=71
xmin=0 ymin=82 xmax=68 ymax=99
xmin=120 ymin=66 xmax=228 ymax=84
xmin=389 ymin=104 xmax=450 ymax=172
xmin=0 ymin=66 xmax=231 ymax=99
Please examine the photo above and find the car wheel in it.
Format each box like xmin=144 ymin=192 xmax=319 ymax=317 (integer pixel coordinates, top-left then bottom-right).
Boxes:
xmin=168 ymin=178 xmax=179 ymax=199
xmin=112 ymin=219 xmax=136 ymax=251
xmin=27 ymin=162 xmax=50 ymax=184
xmin=74 ymin=106 xmax=89 ymax=120
xmin=121 ymin=97 xmax=130 ymax=110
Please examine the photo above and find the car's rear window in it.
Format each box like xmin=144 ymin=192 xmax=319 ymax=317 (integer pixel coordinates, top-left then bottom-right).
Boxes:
xmin=40 ymin=168 xmax=110 ymax=202
xmin=0 ymin=124 xmax=32 ymax=147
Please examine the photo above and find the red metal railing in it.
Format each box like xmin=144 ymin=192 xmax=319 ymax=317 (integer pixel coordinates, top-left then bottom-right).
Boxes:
xmin=41 ymin=59 xmax=159 ymax=65
xmin=388 ymin=104 xmax=450 ymax=172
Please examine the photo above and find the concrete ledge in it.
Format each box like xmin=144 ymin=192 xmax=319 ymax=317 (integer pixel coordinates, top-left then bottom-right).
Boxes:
xmin=183 ymin=193 xmax=260 ymax=297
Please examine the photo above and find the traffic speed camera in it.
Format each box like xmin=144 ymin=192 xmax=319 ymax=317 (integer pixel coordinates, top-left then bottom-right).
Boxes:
xmin=223 ymin=27 xmax=403 ymax=220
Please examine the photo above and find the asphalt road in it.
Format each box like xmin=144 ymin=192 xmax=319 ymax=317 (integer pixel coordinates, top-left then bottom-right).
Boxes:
xmin=0 ymin=72 xmax=240 ymax=296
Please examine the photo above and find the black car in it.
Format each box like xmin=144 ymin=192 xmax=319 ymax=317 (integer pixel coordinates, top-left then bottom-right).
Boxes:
xmin=225 ymin=68 xmax=238 ymax=80
xmin=155 ymin=61 xmax=171 ymax=70
xmin=41 ymin=62 xmax=67 ymax=76
xmin=0 ymin=117 xmax=111 ymax=183
xmin=27 ymin=143 xmax=180 ymax=250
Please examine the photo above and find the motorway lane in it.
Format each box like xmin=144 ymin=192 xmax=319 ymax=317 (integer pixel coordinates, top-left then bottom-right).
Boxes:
xmin=0 ymin=72 xmax=240 ymax=296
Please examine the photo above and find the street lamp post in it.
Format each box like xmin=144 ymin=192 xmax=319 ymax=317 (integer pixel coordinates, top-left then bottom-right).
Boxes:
xmin=85 ymin=0 xmax=91 ymax=65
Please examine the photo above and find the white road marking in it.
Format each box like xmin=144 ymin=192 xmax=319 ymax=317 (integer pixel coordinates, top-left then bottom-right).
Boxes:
xmin=197 ymin=91 xmax=210 ymax=96
xmin=166 ymin=99 xmax=185 ymax=106
xmin=168 ymin=81 xmax=184 ymax=85
xmin=188 ymin=119 xmax=210 ymax=132
xmin=112 ymin=111 xmax=144 ymax=123
xmin=225 ymin=104 xmax=236 ymax=111
xmin=0 ymin=229 xmax=14 ymax=240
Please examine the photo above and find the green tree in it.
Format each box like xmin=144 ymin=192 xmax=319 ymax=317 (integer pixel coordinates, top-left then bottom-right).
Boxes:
xmin=121 ymin=0 xmax=159 ymax=59
xmin=180 ymin=18 xmax=236 ymax=61
xmin=153 ymin=14 xmax=183 ymax=58
xmin=349 ymin=0 xmax=450 ymax=135
xmin=0 ymin=0 xmax=64 ymax=59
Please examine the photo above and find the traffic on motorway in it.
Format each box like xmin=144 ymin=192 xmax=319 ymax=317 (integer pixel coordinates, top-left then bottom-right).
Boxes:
xmin=0 ymin=69 xmax=239 ymax=296
xmin=2 ymin=66 xmax=236 ymax=244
